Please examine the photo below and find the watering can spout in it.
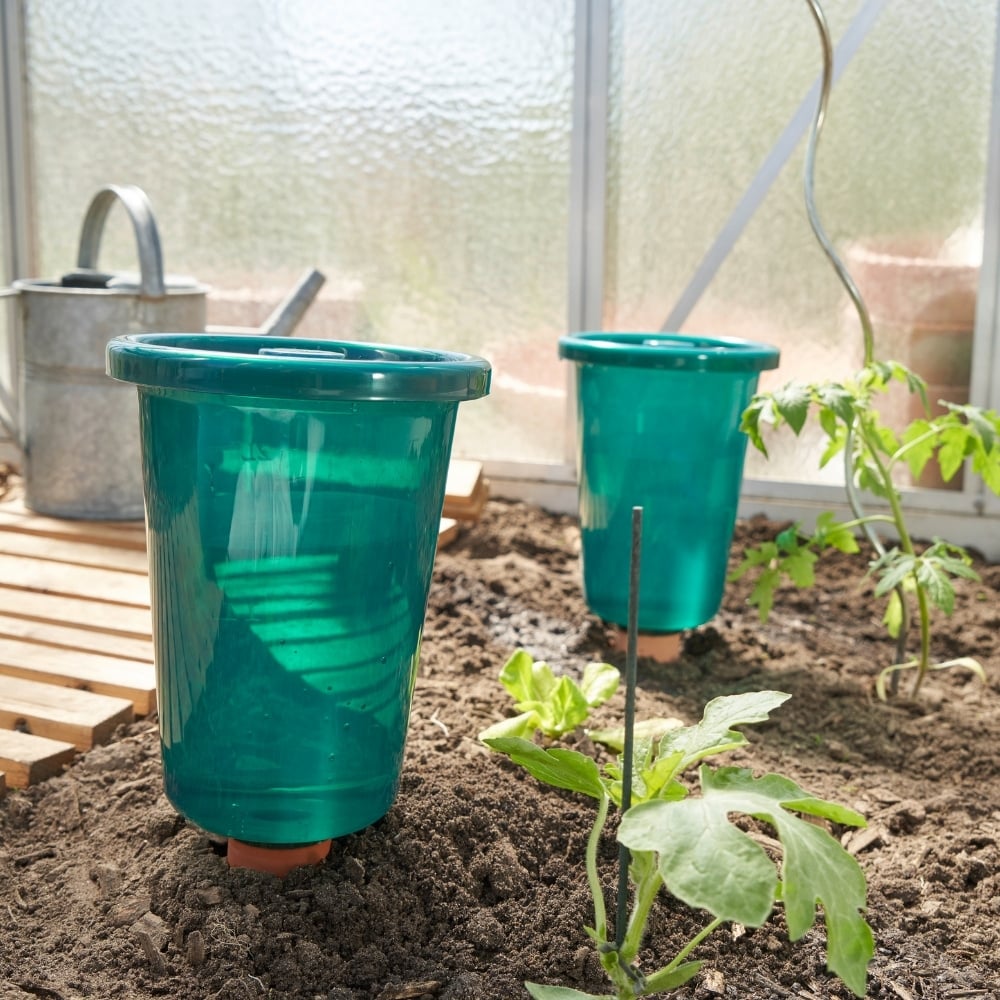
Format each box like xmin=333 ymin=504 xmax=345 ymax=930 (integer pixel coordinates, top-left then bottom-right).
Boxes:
xmin=260 ymin=268 xmax=326 ymax=337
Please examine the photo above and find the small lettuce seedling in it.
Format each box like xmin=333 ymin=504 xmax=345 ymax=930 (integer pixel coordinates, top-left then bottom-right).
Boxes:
xmin=477 ymin=648 xmax=620 ymax=742
xmin=485 ymin=689 xmax=873 ymax=999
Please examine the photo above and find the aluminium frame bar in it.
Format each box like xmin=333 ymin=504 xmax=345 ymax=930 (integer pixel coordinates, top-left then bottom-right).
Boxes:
xmin=0 ymin=0 xmax=33 ymax=449
xmin=565 ymin=0 xmax=610 ymax=467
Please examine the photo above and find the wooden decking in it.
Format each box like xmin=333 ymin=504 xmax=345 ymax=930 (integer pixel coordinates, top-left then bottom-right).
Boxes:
xmin=0 ymin=461 xmax=487 ymax=796
xmin=0 ymin=499 xmax=153 ymax=793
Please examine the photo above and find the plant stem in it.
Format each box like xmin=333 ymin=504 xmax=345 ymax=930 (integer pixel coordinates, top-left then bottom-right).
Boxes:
xmin=842 ymin=422 xmax=908 ymax=693
xmin=859 ymin=425 xmax=915 ymax=554
xmin=620 ymin=861 xmax=664 ymax=965
xmin=665 ymin=916 xmax=725 ymax=971
xmin=889 ymin=425 xmax=941 ymax=469
xmin=830 ymin=514 xmax=896 ymax=532
xmin=587 ymin=793 xmax=611 ymax=941
xmin=910 ymin=585 xmax=933 ymax=697
xmin=856 ymin=416 xmax=932 ymax=693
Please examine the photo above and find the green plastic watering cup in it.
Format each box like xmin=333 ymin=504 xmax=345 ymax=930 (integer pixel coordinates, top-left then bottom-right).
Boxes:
xmin=558 ymin=332 xmax=779 ymax=634
xmin=107 ymin=333 xmax=490 ymax=847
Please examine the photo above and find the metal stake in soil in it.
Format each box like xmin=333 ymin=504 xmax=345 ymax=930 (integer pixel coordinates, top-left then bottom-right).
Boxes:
xmin=615 ymin=505 xmax=642 ymax=949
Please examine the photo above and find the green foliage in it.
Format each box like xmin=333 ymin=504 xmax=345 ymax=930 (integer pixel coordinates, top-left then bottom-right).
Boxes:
xmin=870 ymin=541 xmax=980 ymax=616
xmin=484 ymin=688 xmax=873 ymax=999
xmin=478 ymin=649 xmax=620 ymax=741
xmin=736 ymin=361 xmax=1000 ymax=698
xmin=620 ymin=769 xmax=872 ymax=997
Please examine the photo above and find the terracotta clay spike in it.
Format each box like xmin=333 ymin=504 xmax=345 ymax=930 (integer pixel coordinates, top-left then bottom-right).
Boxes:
xmin=226 ymin=838 xmax=332 ymax=877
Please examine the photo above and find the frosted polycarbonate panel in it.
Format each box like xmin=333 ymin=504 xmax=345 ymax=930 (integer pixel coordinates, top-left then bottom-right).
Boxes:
xmin=24 ymin=0 xmax=573 ymax=463
xmin=607 ymin=0 xmax=996 ymax=485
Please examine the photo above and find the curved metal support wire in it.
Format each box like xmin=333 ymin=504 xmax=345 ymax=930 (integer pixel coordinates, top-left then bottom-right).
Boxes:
xmin=803 ymin=0 xmax=876 ymax=366
xmin=803 ymin=0 xmax=909 ymax=677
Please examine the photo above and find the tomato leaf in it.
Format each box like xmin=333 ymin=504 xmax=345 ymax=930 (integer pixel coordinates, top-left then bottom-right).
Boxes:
xmin=782 ymin=547 xmax=817 ymax=588
xmin=771 ymin=382 xmax=813 ymax=435
xmin=816 ymin=383 xmax=856 ymax=424
xmin=882 ymin=590 xmax=903 ymax=639
xmin=741 ymin=395 xmax=778 ymax=455
xmin=900 ymin=418 xmax=935 ymax=480
xmin=814 ymin=512 xmax=860 ymax=554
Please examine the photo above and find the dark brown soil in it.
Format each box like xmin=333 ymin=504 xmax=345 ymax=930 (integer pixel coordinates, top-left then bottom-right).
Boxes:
xmin=2 ymin=499 xmax=998 ymax=1000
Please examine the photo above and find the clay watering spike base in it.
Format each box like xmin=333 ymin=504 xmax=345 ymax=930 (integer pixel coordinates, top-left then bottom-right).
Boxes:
xmin=226 ymin=838 xmax=332 ymax=877
xmin=607 ymin=625 xmax=682 ymax=664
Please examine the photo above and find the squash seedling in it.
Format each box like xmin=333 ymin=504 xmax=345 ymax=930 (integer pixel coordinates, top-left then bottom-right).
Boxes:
xmin=732 ymin=0 xmax=997 ymax=699
xmin=484 ymin=687 xmax=874 ymax=999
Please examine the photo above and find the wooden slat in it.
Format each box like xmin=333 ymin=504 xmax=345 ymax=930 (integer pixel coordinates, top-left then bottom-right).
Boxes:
xmin=0 ymin=528 xmax=150 ymax=574
xmin=0 ymin=499 xmax=146 ymax=549
xmin=0 ymin=553 xmax=151 ymax=607
xmin=0 ymin=587 xmax=152 ymax=639
xmin=442 ymin=460 xmax=488 ymax=522
xmin=0 ymin=638 xmax=156 ymax=715
xmin=437 ymin=517 xmax=459 ymax=549
xmin=0 ymin=674 xmax=134 ymax=751
xmin=0 ymin=770 xmax=6 ymax=798
xmin=0 ymin=728 xmax=77 ymax=788
xmin=0 ymin=614 xmax=153 ymax=662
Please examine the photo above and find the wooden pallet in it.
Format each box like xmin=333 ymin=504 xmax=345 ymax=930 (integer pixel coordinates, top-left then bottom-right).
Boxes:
xmin=0 ymin=499 xmax=154 ymax=793
xmin=0 ymin=461 xmax=486 ymax=796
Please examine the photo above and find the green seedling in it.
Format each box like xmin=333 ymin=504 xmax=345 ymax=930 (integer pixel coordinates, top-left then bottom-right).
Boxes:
xmin=477 ymin=648 xmax=620 ymax=742
xmin=736 ymin=363 xmax=995 ymax=699
xmin=733 ymin=1 xmax=998 ymax=700
xmin=485 ymin=689 xmax=873 ymax=999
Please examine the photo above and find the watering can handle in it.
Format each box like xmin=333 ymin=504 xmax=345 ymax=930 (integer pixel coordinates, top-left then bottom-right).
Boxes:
xmin=76 ymin=185 xmax=167 ymax=299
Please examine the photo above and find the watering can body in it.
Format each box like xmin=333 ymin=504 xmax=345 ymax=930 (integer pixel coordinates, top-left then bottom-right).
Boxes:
xmin=2 ymin=185 xmax=207 ymax=519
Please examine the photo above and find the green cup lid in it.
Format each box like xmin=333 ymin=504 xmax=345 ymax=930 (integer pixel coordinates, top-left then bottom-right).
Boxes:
xmin=107 ymin=333 xmax=491 ymax=402
xmin=558 ymin=332 xmax=780 ymax=372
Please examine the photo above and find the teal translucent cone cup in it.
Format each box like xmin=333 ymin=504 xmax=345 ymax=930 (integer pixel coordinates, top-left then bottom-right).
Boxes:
xmin=107 ymin=333 xmax=490 ymax=847
xmin=558 ymin=332 xmax=779 ymax=633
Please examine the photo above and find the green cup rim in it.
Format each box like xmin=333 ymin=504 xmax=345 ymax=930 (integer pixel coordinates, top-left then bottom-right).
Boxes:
xmin=558 ymin=332 xmax=780 ymax=372
xmin=106 ymin=333 xmax=492 ymax=402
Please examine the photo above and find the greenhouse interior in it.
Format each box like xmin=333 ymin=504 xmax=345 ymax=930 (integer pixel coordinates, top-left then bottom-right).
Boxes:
xmin=2 ymin=0 xmax=999 ymax=551
xmin=1 ymin=3 xmax=999 ymax=1000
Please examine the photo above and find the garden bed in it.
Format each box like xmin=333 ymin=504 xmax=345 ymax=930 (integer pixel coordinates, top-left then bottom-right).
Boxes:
xmin=1 ymin=498 xmax=998 ymax=999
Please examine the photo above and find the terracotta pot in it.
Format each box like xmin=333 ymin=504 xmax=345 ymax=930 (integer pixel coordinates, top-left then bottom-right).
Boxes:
xmin=845 ymin=238 xmax=978 ymax=490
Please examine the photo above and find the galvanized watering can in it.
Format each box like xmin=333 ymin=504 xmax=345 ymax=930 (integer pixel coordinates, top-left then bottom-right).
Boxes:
xmin=1 ymin=184 xmax=208 ymax=519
